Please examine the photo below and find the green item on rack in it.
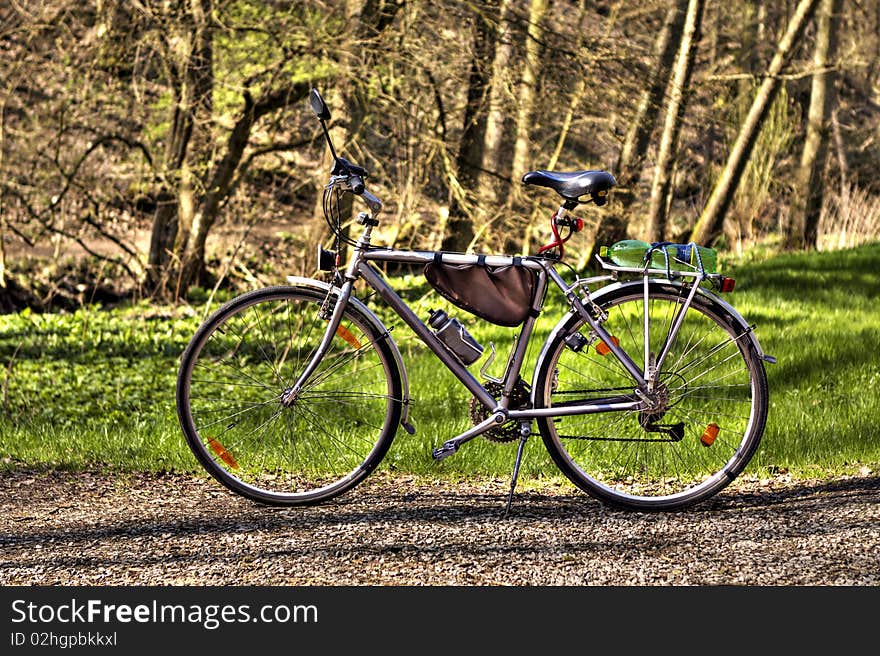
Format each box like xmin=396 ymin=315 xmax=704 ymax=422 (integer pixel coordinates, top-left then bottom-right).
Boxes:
xmin=598 ymin=240 xmax=717 ymax=273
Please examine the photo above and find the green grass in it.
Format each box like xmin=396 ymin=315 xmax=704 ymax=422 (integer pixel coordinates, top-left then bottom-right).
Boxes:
xmin=1 ymin=243 xmax=878 ymax=484
xmin=722 ymin=242 xmax=880 ymax=477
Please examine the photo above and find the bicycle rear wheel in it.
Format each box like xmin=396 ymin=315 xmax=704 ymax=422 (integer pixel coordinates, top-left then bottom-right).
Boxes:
xmin=535 ymin=282 xmax=768 ymax=511
xmin=176 ymin=285 xmax=402 ymax=505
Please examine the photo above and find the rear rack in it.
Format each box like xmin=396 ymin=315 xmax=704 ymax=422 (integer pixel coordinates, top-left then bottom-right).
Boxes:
xmin=594 ymin=254 xmax=724 ymax=282
xmin=593 ymin=255 xmax=737 ymax=294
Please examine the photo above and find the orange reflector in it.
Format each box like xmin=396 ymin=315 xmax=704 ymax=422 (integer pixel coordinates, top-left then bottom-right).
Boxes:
xmin=700 ymin=423 xmax=720 ymax=447
xmin=335 ymin=324 xmax=362 ymax=349
xmin=595 ymin=335 xmax=620 ymax=356
xmin=208 ymin=438 xmax=238 ymax=469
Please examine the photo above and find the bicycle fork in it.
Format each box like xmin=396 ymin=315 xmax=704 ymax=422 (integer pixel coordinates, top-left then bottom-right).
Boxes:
xmin=283 ymin=219 xmax=380 ymax=406
xmin=280 ymin=280 xmax=356 ymax=406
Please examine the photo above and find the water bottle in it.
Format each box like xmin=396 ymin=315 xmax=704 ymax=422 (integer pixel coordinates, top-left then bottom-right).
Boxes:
xmin=428 ymin=309 xmax=484 ymax=365
xmin=599 ymin=240 xmax=717 ymax=273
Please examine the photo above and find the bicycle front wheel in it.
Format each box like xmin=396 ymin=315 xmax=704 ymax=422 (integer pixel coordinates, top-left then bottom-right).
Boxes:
xmin=176 ymin=285 xmax=402 ymax=505
xmin=535 ymin=282 xmax=768 ymax=511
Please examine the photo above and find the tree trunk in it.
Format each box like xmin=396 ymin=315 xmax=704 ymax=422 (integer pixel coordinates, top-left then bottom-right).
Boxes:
xmin=594 ymin=0 xmax=687 ymax=258
xmin=508 ymin=0 xmax=548 ymax=210
xmin=788 ymin=0 xmax=841 ymax=250
xmin=311 ymin=0 xmax=404 ymax=261
xmin=617 ymin=0 xmax=688 ymax=182
xmin=480 ymin=0 xmax=518 ymax=207
xmin=689 ymin=0 xmax=821 ymax=246
xmin=146 ymin=0 xmax=213 ymax=293
xmin=178 ymin=84 xmax=311 ymax=290
xmin=831 ymin=107 xmax=848 ymax=194
xmin=441 ymin=0 xmax=501 ymax=253
xmin=645 ymin=0 xmax=704 ymax=242
xmin=522 ymin=0 xmax=591 ymax=255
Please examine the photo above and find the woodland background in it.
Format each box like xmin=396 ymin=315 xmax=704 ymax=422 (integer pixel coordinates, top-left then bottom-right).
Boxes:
xmin=1 ymin=0 xmax=878 ymax=309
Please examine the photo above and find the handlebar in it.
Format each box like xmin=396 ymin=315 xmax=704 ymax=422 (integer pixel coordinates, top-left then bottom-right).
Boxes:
xmin=331 ymin=156 xmax=368 ymax=178
xmin=327 ymin=171 xmax=383 ymax=214
xmin=328 ymin=155 xmax=380 ymax=211
xmin=350 ymin=174 xmax=365 ymax=195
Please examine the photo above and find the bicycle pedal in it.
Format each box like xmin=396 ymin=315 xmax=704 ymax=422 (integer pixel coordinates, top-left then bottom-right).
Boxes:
xmin=432 ymin=442 xmax=458 ymax=461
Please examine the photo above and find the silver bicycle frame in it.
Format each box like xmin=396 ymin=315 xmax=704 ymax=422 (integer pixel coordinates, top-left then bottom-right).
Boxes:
xmin=298 ymin=212 xmax=647 ymax=452
xmin=290 ymin=206 xmax=746 ymax=456
xmin=359 ymin=255 xmax=647 ymax=452
xmin=362 ymin=248 xmax=648 ymax=400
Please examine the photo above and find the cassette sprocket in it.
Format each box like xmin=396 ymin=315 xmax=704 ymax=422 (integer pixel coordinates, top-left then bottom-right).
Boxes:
xmin=468 ymin=378 xmax=532 ymax=443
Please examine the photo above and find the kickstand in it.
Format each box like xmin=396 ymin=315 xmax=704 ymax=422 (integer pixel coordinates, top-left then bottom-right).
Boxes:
xmin=503 ymin=423 xmax=531 ymax=519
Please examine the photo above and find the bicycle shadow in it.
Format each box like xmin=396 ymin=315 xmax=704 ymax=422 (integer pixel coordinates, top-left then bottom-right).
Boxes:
xmin=4 ymin=473 xmax=877 ymax=550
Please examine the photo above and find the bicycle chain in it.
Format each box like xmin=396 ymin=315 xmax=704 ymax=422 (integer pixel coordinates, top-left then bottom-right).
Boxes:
xmin=468 ymin=379 xmax=532 ymax=443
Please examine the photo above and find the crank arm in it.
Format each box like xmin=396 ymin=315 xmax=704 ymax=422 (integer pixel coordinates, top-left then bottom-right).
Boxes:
xmin=432 ymin=411 xmax=507 ymax=461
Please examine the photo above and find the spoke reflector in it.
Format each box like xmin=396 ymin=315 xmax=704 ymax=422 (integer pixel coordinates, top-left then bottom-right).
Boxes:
xmin=700 ymin=423 xmax=720 ymax=447
xmin=208 ymin=438 xmax=239 ymax=469
xmin=336 ymin=324 xmax=362 ymax=349
xmin=595 ymin=335 xmax=620 ymax=356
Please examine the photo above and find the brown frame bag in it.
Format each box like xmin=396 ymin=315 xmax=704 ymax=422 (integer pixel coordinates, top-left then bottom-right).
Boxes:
xmin=424 ymin=260 xmax=538 ymax=327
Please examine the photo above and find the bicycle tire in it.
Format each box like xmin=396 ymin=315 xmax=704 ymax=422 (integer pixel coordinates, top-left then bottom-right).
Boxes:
xmin=534 ymin=281 xmax=768 ymax=511
xmin=176 ymin=285 xmax=403 ymax=505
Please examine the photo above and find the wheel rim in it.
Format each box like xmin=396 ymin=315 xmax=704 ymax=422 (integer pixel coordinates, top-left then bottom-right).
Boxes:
xmin=541 ymin=289 xmax=765 ymax=507
xmin=180 ymin=290 xmax=398 ymax=502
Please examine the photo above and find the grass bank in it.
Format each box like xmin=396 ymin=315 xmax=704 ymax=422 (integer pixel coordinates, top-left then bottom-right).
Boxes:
xmin=1 ymin=243 xmax=878 ymax=483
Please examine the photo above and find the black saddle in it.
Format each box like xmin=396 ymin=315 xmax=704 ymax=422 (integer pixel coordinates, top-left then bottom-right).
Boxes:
xmin=522 ymin=169 xmax=616 ymax=205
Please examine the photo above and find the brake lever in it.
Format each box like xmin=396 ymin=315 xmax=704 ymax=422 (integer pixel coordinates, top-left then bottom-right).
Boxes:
xmin=332 ymin=156 xmax=369 ymax=178
xmin=350 ymin=175 xmax=365 ymax=195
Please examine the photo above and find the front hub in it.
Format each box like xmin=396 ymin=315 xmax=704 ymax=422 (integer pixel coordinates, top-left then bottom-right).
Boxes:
xmin=280 ymin=387 xmax=299 ymax=407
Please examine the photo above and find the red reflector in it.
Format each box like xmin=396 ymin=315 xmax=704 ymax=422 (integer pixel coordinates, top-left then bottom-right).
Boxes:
xmin=720 ymin=277 xmax=736 ymax=293
xmin=700 ymin=423 xmax=720 ymax=447
xmin=596 ymin=335 xmax=620 ymax=356
xmin=208 ymin=438 xmax=239 ymax=469
xmin=336 ymin=324 xmax=362 ymax=349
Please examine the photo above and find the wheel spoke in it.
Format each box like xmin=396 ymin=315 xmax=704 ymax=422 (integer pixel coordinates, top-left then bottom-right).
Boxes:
xmin=177 ymin=288 xmax=401 ymax=505
xmin=537 ymin=285 xmax=767 ymax=510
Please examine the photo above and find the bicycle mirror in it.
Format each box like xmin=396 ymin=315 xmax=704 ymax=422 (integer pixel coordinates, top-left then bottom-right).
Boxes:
xmin=309 ymin=88 xmax=331 ymax=121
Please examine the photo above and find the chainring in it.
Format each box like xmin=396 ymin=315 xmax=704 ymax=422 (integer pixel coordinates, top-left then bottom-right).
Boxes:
xmin=468 ymin=379 xmax=532 ymax=443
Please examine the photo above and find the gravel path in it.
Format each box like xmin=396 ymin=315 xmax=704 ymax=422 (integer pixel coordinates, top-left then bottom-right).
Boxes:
xmin=1 ymin=469 xmax=878 ymax=586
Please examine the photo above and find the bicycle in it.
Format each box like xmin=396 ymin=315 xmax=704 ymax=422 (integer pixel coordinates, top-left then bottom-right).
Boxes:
xmin=176 ymin=88 xmax=775 ymax=513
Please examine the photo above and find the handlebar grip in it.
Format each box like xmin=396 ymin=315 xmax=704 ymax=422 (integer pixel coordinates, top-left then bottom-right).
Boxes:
xmin=350 ymin=175 xmax=365 ymax=195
